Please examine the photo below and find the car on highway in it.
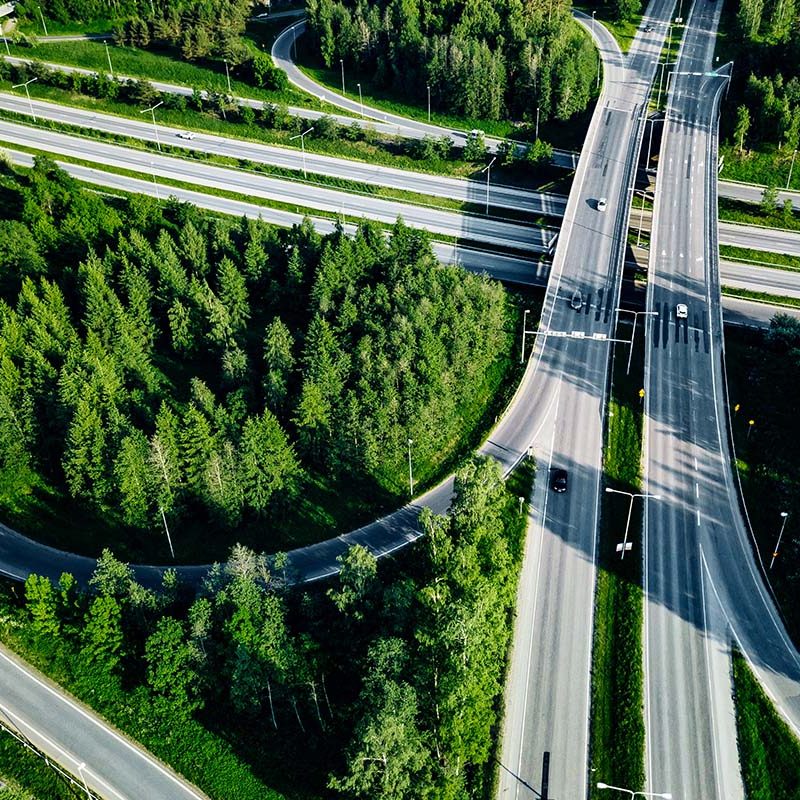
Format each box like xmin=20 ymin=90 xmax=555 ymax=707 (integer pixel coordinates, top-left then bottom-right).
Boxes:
xmin=570 ymin=289 xmax=583 ymax=310
xmin=676 ymin=303 xmax=688 ymax=319
xmin=551 ymin=468 xmax=568 ymax=493
xmin=176 ymin=131 xmax=195 ymax=140
xmin=597 ymin=197 xmax=607 ymax=211
xmin=644 ymin=24 xmax=654 ymax=31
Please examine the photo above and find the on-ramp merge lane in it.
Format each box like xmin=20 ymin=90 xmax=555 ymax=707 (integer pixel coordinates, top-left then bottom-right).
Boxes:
xmin=644 ymin=0 xmax=800 ymax=797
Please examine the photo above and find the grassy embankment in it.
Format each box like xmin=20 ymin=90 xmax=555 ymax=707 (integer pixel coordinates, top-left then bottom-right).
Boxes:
xmin=732 ymin=650 xmax=800 ymax=799
xmin=589 ymin=319 xmax=646 ymax=796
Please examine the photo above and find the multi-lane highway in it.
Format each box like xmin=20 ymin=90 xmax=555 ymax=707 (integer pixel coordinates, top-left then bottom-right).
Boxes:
xmin=496 ymin=7 xmax=675 ymax=798
xmin=0 ymin=118 xmax=553 ymax=252
xmin=644 ymin=0 xmax=800 ymax=797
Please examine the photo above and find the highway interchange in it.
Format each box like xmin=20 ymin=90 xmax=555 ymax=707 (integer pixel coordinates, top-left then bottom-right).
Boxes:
xmin=0 ymin=4 xmax=799 ymax=800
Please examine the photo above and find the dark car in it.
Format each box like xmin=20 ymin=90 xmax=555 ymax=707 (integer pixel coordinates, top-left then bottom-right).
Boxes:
xmin=551 ymin=468 xmax=568 ymax=493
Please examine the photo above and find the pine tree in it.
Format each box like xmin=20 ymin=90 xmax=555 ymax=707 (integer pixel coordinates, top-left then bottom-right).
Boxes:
xmin=263 ymin=317 xmax=295 ymax=411
xmin=115 ymin=429 xmax=155 ymax=528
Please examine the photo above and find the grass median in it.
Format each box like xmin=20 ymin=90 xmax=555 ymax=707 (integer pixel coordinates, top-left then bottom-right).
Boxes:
xmin=589 ymin=317 xmax=646 ymax=798
xmin=733 ymin=649 xmax=800 ymax=799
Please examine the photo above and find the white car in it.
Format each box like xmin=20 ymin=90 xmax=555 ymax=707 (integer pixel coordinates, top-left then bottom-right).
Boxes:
xmin=176 ymin=131 xmax=195 ymax=140
xmin=597 ymin=197 xmax=607 ymax=211
xmin=676 ymin=303 xmax=689 ymax=319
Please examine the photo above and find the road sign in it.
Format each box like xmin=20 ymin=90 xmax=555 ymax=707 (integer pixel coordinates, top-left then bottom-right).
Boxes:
xmin=616 ymin=542 xmax=633 ymax=553
xmin=639 ymin=388 xmax=646 ymax=398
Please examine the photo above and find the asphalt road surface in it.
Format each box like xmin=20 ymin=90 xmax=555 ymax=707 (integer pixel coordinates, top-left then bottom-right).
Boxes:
xmin=495 ymin=7 xmax=674 ymax=798
xmin=644 ymin=0 xmax=800 ymax=797
xmin=0 ymin=92 xmax=567 ymax=217
xmin=0 ymin=642 xmax=207 ymax=799
xmin=0 ymin=118 xmax=553 ymax=252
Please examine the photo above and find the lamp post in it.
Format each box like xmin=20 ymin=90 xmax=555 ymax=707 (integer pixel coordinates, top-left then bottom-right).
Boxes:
xmin=12 ymin=77 xmax=38 ymax=121
xmin=37 ymin=4 xmax=48 ymax=36
xmin=616 ymin=308 xmax=658 ymax=375
xmin=289 ymin=126 xmax=314 ymax=178
xmin=407 ymin=438 xmax=414 ymax=498
xmin=604 ymin=488 xmax=661 ymax=559
xmin=536 ymin=105 xmax=540 ymax=141
xmin=427 ymin=84 xmax=431 ymax=122
xmin=1 ymin=23 xmax=8 ymax=57
xmin=104 ymin=40 xmax=113 ymax=76
xmin=521 ymin=308 xmax=530 ymax=363
xmin=77 ymin=762 xmax=91 ymax=797
xmin=356 ymin=82 xmax=364 ymax=118
xmin=339 ymin=59 xmax=345 ymax=94
xmin=224 ymin=58 xmax=232 ymax=94
xmin=139 ymin=100 xmax=163 ymax=151
xmin=787 ymin=148 xmax=797 ymax=190
xmin=770 ymin=511 xmax=790 ymax=570
xmin=480 ymin=156 xmax=497 ymax=216
xmin=596 ymin=783 xmax=672 ymax=800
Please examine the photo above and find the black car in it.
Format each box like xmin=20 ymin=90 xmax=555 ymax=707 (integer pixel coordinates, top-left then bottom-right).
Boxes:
xmin=551 ymin=468 xmax=568 ymax=493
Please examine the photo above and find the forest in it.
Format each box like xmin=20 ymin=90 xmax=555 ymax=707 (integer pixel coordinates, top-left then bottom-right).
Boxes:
xmin=0 ymin=157 xmax=515 ymax=560
xmin=304 ymin=0 xmax=599 ymax=122
xmin=724 ymin=0 xmax=800 ymax=151
xmin=8 ymin=455 xmax=533 ymax=799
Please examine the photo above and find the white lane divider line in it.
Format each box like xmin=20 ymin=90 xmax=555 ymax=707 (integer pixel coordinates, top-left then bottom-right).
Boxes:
xmin=697 ymin=508 xmax=701 ymax=527
xmin=696 ymin=483 xmax=700 ymax=499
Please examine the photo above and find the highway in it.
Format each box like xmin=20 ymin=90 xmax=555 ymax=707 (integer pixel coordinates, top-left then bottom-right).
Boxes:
xmin=6 ymin=91 xmax=799 ymax=258
xmin=494 ymin=7 xmax=676 ymax=798
xmin=0 ymin=92 xmax=567 ymax=217
xmin=0 ymin=118 xmax=553 ymax=252
xmin=644 ymin=0 xmax=800 ymax=797
xmin=0 ymin=641 xmax=208 ymax=798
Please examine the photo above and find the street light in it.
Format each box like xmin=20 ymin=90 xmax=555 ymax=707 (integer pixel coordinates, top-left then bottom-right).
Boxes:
xmin=770 ymin=511 xmax=790 ymax=570
xmin=616 ymin=308 xmax=658 ymax=375
xmin=407 ymin=438 xmax=414 ymax=497
xmin=339 ymin=59 xmax=345 ymax=95
xmin=535 ymin=105 xmax=541 ymax=141
xmin=37 ymin=4 xmax=48 ymax=36
xmin=597 ymin=781 xmax=672 ymax=799
xmin=787 ymin=148 xmax=797 ymax=190
xmin=103 ymin=40 xmax=114 ymax=76
xmin=12 ymin=77 xmax=38 ymax=121
xmin=427 ymin=84 xmax=431 ymax=123
xmin=77 ymin=761 xmax=90 ymax=797
xmin=223 ymin=58 xmax=232 ymax=94
xmin=356 ymin=82 xmax=364 ymax=118
xmin=520 ymin=308 xmax=531 ymax=363
xmin=1 ymin=23 xmax=8 ymax=57
xmin=289 ymin=126 xmax=314 ymax=178
xmin=480 ymin=156 xmax=497 ymax=216
xmin=604 ymin=488 xmax=661 ymax=559
xmin=139 ymin=100 xmax=163 ymax=152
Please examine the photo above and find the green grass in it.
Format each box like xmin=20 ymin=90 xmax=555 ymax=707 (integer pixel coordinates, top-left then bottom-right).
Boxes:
xmin=732 ymin=649 xmax=800 ymax=799
xmin=589 ymin=317 xmax=645 ymax=799
xmin=33 ymin=38 xmax=317 ymax=108
xmin=720 ymin=144 xmax=800 ymax=191
xmin=0 ymin=76 xmax=570 ymax=186
xmin=724 ymin=328 xmax=800 ymax=644
xmin=574 ymin=6 xmax=644 ymax=53
xmin=722 ymin=286 xmax=800 ymax=309
xmin=719 ymin=197 xmax=800 ymax=232
xmin=720 ymin=245 xmax=800 ymax=272
xmin=0 ymin=730 xmax=78 ymax=800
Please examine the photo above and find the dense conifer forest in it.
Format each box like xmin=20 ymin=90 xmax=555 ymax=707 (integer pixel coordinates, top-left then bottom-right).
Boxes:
xmin=0 ymin=157 xmax=515 ymax=559
xmin=305 ymin=0 xmax=599 ymax=122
